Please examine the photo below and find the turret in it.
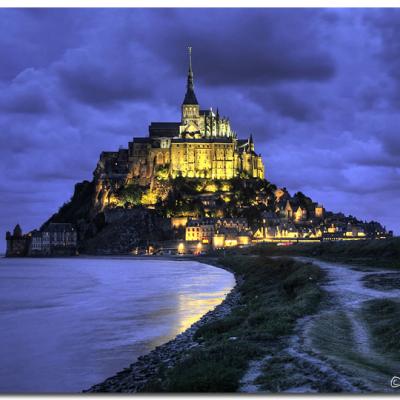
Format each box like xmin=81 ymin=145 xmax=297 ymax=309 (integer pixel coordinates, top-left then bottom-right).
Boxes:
xmin=249 ymin=134 xmax=255 ymax=152
xmin=13 ymin=224 xmax=22 ymax=237
xmin=216 ymin=108 xmax=220 ymax=136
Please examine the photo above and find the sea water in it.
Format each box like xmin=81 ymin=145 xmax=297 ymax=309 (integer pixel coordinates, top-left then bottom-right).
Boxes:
xmin=0 ymin=257 xmax=234 ymax=393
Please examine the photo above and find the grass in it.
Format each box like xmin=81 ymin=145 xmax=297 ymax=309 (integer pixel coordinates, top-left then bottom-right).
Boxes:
xmin=140 ymin=256 xmax=325 ymax=392
xmin=361 ymin=299 xmax=400 ymax=360
xmin=228 ymin=238 xmax=400 ymax=270
xmin=307 ymin=310 xmax=390 ymax=377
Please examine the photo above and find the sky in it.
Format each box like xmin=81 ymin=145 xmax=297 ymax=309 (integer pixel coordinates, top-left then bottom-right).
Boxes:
xmin=1 ymin=8 xmax=399 ymax=252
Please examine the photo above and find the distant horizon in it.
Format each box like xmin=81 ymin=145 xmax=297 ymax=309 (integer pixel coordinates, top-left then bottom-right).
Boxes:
xmin=1 ymin=9 xmax=399 ymax=252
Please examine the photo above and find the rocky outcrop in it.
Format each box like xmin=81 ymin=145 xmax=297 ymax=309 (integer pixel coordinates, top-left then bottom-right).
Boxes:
xmin=83 ymin=208 xmax=172 ymax=254
xmin=42 ymin=177 xmax=174 ymax=254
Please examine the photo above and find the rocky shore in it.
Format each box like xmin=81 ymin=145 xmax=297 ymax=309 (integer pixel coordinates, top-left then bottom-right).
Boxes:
xmin=85 ymin=266 xmax=240 ymax=393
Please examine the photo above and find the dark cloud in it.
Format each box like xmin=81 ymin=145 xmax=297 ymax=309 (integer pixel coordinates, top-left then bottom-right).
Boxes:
xmin=381 ymin=132 xmax=400 ymax=159
xmin=247 ymin=88 xmax=322 ymax=122
xmin=365 ymin=10 xmax=400 ymax=108
xmin=55 ymin=46 xmax=158 ymax=106
xmin=147 ymin=9 xmax=336 ymax=87
xmin=0 ymin=80 xmax=49 ymax=114
xmin=0 ymin=9 xmax=86 ymax=81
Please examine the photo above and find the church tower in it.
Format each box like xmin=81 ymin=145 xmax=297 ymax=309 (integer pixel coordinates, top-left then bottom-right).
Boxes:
xmin=181 ymin=47 xmax=200 ymax=131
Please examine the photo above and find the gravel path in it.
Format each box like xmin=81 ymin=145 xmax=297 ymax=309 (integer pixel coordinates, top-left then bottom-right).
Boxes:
xmin=240 ymin=258 xmax=400 ymax=393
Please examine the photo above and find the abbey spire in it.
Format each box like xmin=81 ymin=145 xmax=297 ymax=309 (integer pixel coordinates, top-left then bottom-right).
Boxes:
xmin=182 ymin=46 xmax=198 ymax=105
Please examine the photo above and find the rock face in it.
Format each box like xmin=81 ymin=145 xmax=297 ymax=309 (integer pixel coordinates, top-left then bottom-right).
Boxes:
xmin=43 ymin=180 xmax=173 ymax=254
xmin=83 ymin=208 xmax=172 ymax=254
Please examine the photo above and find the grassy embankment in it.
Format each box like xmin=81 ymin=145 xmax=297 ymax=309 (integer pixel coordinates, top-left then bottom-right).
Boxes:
xmin=242 ymin=239 xmax=400 ymax=367
xmin=140 ymin=256 xmax=325 ymax=392
xmin=361 ymin=299 xmax=400 ymax=360
xmin=233 ymin=238 xmax=400 ymax=387
xmin=232 ymin=237 xmax=400 ymax=270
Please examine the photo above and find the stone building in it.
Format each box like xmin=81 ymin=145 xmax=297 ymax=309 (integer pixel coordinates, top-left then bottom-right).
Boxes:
xmin=276 ymin=195 xmax=324 ymax=223
xmin=5 ymin=225 xmax=30 ymax=257
xmin=6 ymin=223 xmax=77 ymax=257
xmin=29 ymin=223 xmax=78 ymax=256
xmin=185 ymin=218 xmax=215 ymax=243
xmin=185 ymin=217 xmax=251 ymax=248
xmin=94 ymin=48 xmax=265 ymax=205
xmin=212 ymin=228 xmax=251 ymax=249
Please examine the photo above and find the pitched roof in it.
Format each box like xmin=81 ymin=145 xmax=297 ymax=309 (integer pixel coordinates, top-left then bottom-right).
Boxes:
xmin=171 ymin=137 xmax=233 ymax=144
xmin=149 ymin=122 xmax=180 ymax=138
xmin=183 ymin=87 xmax=198 ymax=105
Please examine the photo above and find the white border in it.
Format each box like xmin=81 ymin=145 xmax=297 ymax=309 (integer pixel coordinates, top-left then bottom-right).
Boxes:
xmin=1 ymin=3 xmax=399 ymax=399
xmin=2 ymin=0 xmax=400 ymax=7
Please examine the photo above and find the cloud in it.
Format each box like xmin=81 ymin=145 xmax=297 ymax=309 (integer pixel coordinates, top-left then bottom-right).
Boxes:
xmin=247 ymin=87 xmax=322 ymax=122
xmin=145 ymin=9 xmax=336 ymax=87
xmin=364 ymin=10 xmax=400 ymax=108
xmin=55 ymin=46 xmax=157 ymax=107
xmin=0 ymin=77 xmax=49 ymax=114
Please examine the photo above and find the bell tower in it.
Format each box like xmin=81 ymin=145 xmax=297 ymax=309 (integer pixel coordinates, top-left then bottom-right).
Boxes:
xmin=181 ymin=47 xmax=200 ymax=129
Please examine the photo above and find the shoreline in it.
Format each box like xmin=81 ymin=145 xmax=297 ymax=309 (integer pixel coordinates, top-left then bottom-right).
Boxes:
xmin=1 ymin=253 xmax=212 ymax=262
xmin=85 ymin=257 xmax=239 ymax=393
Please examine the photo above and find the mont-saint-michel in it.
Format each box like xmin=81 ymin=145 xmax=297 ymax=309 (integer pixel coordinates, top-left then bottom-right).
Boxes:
xmin=1 ymin=8 xmax=400 ymax=395
xmin=5 ymin=49 xmax=392 ymax=257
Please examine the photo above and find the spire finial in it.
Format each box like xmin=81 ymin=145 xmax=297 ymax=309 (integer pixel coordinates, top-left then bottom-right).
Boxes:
xmin=187 ymin=46 xmax=194 ymax=89
xmin=182 ymin=46 xmax=198 ymax=105
xmin=188 ymin=46 xmax=192 ymax=72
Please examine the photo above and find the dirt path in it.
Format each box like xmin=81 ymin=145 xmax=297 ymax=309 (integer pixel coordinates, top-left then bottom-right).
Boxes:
xmin=239 ymin=258 xmax=400 ymax=393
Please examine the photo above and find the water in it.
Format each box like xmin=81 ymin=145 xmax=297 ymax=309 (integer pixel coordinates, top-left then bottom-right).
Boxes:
xmin=0 ymin=257 xmax=234 ymax=393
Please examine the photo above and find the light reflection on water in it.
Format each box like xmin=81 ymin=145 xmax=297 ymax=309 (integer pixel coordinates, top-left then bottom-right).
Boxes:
xmin=0 ymin=257 xmax=234 ymax=393
xmin=175 ymin=291 xmax=229 ymax=334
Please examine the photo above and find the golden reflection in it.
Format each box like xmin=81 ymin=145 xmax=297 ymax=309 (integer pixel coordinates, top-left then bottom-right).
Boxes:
xmin=173 ymin=288 xmax=232 ymax=335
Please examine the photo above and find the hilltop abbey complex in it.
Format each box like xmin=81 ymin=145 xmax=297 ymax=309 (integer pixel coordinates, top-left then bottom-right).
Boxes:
xmin=95 ymin=48 xmax=265 ymax=187
xmin=6 ymin=49 xmax=391 ymax=257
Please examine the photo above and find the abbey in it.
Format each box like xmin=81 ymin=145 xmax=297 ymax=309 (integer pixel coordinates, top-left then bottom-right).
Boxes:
xmin=95 ymin=48 xmax=265 ymax=188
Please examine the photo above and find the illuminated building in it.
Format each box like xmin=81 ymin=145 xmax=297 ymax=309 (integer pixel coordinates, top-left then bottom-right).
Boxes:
xmin=315 ymin=204 xmax=324 ymax=218
xmin=275 ymin=195 xmax=324 ymax=222
xmin=195 ymin=242 xmax=203 ymax=255
xmin=344 ymin=224 xmax=366 ymax=238
xmin=171 ymin=216 xmax=189 ymax=229
xmin=177 ymin=242 xmax=185 ymax=254
xmin=94 ymin=47 xmax=265 ymax=199
xmin=211 ymin=229 xmax=251 ymax=249
xmin=185 ymin=217 xmax=250 ymax=247
xmin=185 ymin=218 xmax=215 ymax=243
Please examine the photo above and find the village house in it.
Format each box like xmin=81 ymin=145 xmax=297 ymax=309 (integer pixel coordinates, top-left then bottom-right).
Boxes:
xmin=5 ymin=223 xmax=78 ymax=257
xmin=185 ymin=218 xmax=215 ymax=243
xmin=29 ymin=223 xmax=78 ymax=256
xmin=185 ymin=217 xmax=251 ymax=248
xmin=212 ymin=228 xmax=251 ymax=249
